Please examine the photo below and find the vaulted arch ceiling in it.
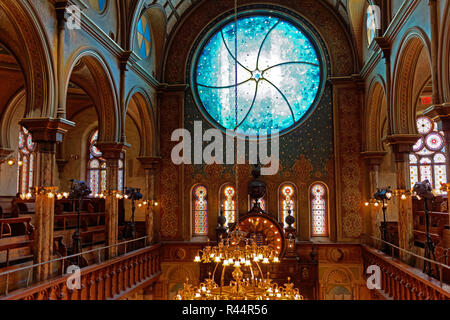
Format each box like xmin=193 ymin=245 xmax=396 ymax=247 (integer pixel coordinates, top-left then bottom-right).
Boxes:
xmin=148 ymin=0 xmax=352 ymax=37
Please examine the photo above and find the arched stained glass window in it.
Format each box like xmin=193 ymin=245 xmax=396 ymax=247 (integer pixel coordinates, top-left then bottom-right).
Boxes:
xmin=87 ymin=129 xmax=124 ymax=195
xmin=221 ymin=185 xmax=236 ymax=226
xmin=281 ymin=184 xmax=295 ymax=228
xmin=18 ymin=127 xmax=35 ymax=194
xmin=193 ymin=185 xmax=208 ymax=236
xmin=89 ymin=0 xmax=107 ymax=13
xmin=192 ymin=13 xmax=323 ymax=136
xmin=409 ymin=116 xmax=447 ymax=194
xmin=311 ymin=183 xmax=328 ymax=237
xmin=136 ymin=15 xmax=152 ymax=59
xmin=366 ymin=5 xmax=378 ymax=45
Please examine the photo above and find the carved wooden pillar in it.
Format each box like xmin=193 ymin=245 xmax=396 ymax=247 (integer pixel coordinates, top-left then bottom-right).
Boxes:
xmin=20 ymin=118 xmax=74 ymax=281
xmin=362 ymin=152 xmax=386 ymax=236
xmin=97 ymin=142 xmax=128 ymax=258
xmin=138 ymin=156 xmax=161 ymax=242
xmin=384 ymin=135 xmax=419 ymax=261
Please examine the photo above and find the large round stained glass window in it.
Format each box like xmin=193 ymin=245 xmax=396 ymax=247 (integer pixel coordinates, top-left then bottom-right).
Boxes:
xmin=191 ymin=13 xmax=323 ymax=136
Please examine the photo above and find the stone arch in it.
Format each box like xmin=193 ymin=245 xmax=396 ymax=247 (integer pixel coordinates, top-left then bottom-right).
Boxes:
xmin=322 ymin=267 xmax=355 ymax=300
xmin=0 ymin=0 xmax=56 ymax=120
xmin=130 ymin=3 xmax=167 ymax=79
xmin=64 ymin=49 xmax=120 ymax=143
xmin=124 ymin=87 xmax=157 ymax=156
xmin=392 ymin=27 xmax=432 ymax=135
xmin=365 ymin=76 xmax=387 ymax=151
xmin=0 ymin=88 xmax=26 ymax=150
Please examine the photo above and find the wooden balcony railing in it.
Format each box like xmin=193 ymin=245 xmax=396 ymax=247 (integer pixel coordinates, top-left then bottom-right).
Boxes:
xmin=0 ymin=242 xmax=161 ymax=300
xmin=362 ymin=245 xmax=450 ymax=300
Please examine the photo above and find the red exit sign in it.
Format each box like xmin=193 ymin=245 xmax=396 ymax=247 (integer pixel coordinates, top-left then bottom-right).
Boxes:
xmin=421 ymin=96 xmax=432 ymax=105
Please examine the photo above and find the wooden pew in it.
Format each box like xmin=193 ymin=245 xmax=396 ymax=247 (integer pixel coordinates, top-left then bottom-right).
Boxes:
xmin=11 ymin=199 xmax=35 ymax=217
xmin=0 ymin=217 xmax=34 ymax=239
xmin=54 ymin=212 xmax=105 ymax=231
xmin=0 ymin=196 xmax=15 ymax=218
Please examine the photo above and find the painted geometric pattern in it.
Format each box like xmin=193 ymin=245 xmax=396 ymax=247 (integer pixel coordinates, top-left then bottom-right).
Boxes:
xmin=90 ymin=0 xmax=106 ymax=12
xmin=281 ymin=185 xmax=295 ymax=228
xmin=194 ymin=185 xmax=208 ymax=235
xmin=137 ymin=15 xmax=152 ymax=59
xmin=311 ymin=183 xmax=327 ymax=237
xmin=409 ymin=117 xmax=447 ymax=194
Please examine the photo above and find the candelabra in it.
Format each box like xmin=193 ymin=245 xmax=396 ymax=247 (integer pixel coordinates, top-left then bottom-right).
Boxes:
xmin=374 ymin=187 xmax=392 ymax=253
xmin=68 ymin=179 xmax=91 ymax=265
xmin=124 ymin=187 xmax=143 ymax=241
xmin=413 ymin=180 xmax=438 ymax=276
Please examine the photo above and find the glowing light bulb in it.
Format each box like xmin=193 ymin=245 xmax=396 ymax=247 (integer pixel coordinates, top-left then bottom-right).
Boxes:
xmin=401 ymin=194 xmax=407 ymax=200
xmin=194 ymin=256 xmax=201 ymax=262
xmin=63 ymin=192 xmax=69 ymax=199
xmin=263 ymin=257 xmax=269 ymax=264
xmin=18 ymin=161 xmax=23 ymax=167
xmin=7 ymin=159 xmax=15 ymax=166
xmin=26 ymin=193 xmax=32 ymax=200
xmin=364 ymin=202 xmax=369 ymax=206
xmin=47 ymin=192 xmax=55 ymax=199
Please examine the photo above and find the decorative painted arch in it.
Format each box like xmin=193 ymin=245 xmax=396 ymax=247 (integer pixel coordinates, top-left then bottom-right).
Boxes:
xmin=365 ymin=76 xmax=387 ymax=151
xmin=124 ymin=87 xmax=157 ymax=156
xmin=64 ymin=49 xmax=120 ymax=143
xmin=392 ymin=27 xmax=432 ymax=135
xmin=0 ymin=0 xmax=56 ymax=122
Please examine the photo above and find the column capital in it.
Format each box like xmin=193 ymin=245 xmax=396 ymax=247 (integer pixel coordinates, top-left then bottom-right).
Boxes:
xmin=361 ymin=151 xmax=387 ymax=167
xmin=96 ymin=142 xmax=129 ymax=160
xmin=137 ymin=156 xmax=161 ymax=171
xmin=423 ymin=103 xmax=450 ymax=124
xmin=383 ymin=135 xmax=420 ymax=163
xmin=375 ymin=37 xmax=391 ymax=59
xmin=19 ymin=118 xmax=74 ymax=143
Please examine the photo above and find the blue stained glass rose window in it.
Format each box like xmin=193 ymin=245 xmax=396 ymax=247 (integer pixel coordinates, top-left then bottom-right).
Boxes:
xmin=192 ymin=14 xmax=323 ymax=136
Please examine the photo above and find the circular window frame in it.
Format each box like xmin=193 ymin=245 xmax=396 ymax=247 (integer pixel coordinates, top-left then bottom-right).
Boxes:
xmin=90 ymin=0 xmax=109 ymax=16
xmin=189 ymin=8 xmax=328 ymax=139
xmin=135 ymin=14 xmax=153 ymax=61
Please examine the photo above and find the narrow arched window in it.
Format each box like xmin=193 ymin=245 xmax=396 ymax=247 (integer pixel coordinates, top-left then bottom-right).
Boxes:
xmin=17 ymin=126 xmax=35 ymax=194
xmin=311 ymin=182 xmax=328 ymax=237
xmin=87 ymin=129 xmax=124 ymax=194
xmin=220 ymin=185 xmax=236 ymax=226
xmin=280 ymin=184 xmax=296 ymax=228
xmin=193 ymin=185 xmax=208 ymax=236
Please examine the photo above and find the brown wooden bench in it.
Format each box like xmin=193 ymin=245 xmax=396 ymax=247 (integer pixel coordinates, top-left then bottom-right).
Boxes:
xmin=0 ymin=196 xmax=15 ymax=218
xmin=11 ymin=199 xmax=35 ymax=217
xmin=54 ymin=212 xmax=105 ymax=231
xmin=0 ymin=236 xmax=33 ymax=268
xmin=0 ymin=217 xmax=34 ymax=239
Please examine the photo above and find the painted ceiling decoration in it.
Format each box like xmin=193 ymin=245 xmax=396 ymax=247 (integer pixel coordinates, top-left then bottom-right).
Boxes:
xmin=148 ymin=0 xmax=351 ymax=37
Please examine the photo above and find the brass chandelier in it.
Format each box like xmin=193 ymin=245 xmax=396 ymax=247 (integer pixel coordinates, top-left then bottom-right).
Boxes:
xmin=176 ymin=233 xmax=303 ymax=300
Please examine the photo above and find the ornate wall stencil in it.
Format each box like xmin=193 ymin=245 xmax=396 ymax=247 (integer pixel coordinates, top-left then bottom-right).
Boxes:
xmin=336 ymin=88 xmax=363 ymax=239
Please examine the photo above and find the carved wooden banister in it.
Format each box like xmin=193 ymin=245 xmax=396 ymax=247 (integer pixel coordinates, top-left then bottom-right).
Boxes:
xmin=0 ymin=243 xmax=161 ymax=300
xmin=362 ymin=245 xmax=450 ymax=300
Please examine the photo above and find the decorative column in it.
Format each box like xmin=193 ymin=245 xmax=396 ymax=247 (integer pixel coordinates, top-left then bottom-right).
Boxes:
xmin=55 ymin=1 xmax=69 ymax=119
xmin=19 ymin=118 xmax=74 ymax=281
xmin=97 ymin=142 xmax=127 ymax=258
xmin=383 ymin=135 xmax=419 ymax=261
xmin=138 ymin=156 xmax=161 ymax=242
xmin=361 ymin=151 xmax=386 ymax=236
